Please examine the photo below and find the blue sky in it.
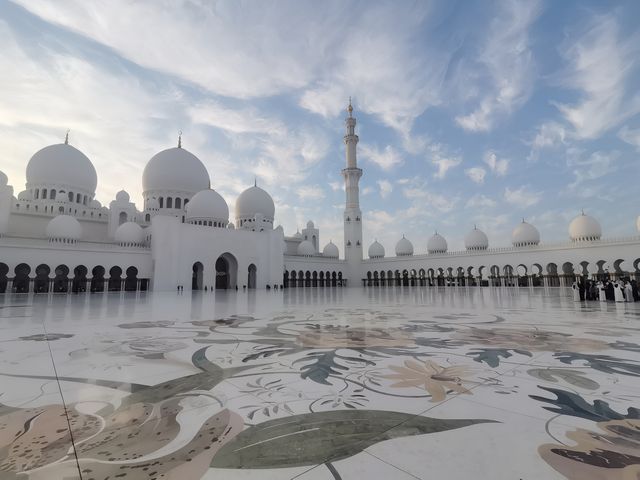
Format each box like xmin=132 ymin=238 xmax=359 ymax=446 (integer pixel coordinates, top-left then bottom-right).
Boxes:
xmin=1 ymin=0 xmax=639 ymax=252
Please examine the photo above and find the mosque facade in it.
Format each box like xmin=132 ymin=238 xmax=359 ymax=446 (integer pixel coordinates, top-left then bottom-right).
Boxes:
xmin=1 ymin=105 xmax=639 ymax=294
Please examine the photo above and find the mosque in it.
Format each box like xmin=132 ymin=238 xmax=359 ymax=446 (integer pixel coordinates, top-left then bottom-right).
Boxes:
xmin=1 ymin=103 xmax=639 ymax=294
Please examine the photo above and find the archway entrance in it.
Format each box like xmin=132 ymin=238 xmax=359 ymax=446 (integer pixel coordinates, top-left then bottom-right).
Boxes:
xmin=215 ymin=253 xmax=238 ymax=289
xmin=192 ymin=262 xmax=204 ymax=290
xmin=247 ymin=264 xmax=257 ymax=289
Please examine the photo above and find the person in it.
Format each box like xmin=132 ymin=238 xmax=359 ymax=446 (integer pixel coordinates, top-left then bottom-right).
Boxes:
xmin=625 ymin=281 xmax=633 ymax=302
xmin=571 ymin=281 xmax=580 ymax=301
xmin=606 ymin=281 xmax=615 ymax=301
xmin=578 ymin=281 xmax=585 ymax=301
xmin=597 ymin=281 xmax=606 ymax=302
xmin=632 ymin=280 xmax=639 ymax=302
xmin=589 ymin=281 xmax=597 ymax=301
xmin=614 ymin=281 xmax=625 ymax=302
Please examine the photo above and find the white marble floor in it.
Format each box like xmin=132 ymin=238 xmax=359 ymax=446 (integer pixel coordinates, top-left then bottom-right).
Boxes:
xmin=1 ymin=287 xmax=639 ymax=479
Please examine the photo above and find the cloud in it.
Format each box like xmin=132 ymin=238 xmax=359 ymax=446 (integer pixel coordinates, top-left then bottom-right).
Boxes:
xmin=567 ymin=150 xmax=618 ymax=189
xmin=377 ymin=179 xmax=393 ymax=199
xmin=296 ymin=185 xmax=325 ymax=201
xmin=428 ymin=144 xmax=462 ymax=179
xmin=466 ymin=194 xmax=496 ymax=208
xmin=359 ymin=144 xmax=403 ymax=171
xmin=402 ymin=188 xmax=458 ymax=213
xmin=464 ymin=167 xmax=486 ymax=184
xmin=553 ymin=14 xmax=640 ymax=139
xmin=526 ymin=121 xmax=567 ymax=161
xmin=618 ymin=125 xmax=640 ymax=151
xmin=503 ymin=186 xmax=542 ymax=207
xmin=455 ymin=0 xmax=541 ymax=132
xmin=483 ymin=151 xmax=509 ymax=176
xmin=329 ymin=181 xmax=343 ymax=192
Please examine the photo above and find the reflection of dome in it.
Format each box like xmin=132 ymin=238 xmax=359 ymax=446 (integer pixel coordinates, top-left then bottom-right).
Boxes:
xmin=395 ymin=236 xmax=414 ymax=256
xmin=26 ymin=143 xmax=97 ymax=194
xmin=0 ymin=170 xmax=7 ymax=187
xmin=427 ymin=232 xmax=447 ymax=254
xmin=322 ymin=241 xmax=339 ymax=258
xmin=185 ymin=189 xmax=229 ymax=225
xmin=569 ymin=212 xmax=601 ymax=242
xmin=512 ymin=220 xmax=540 ymax=247
xmin=115 ymin=190 xmax=130 ymax=203
xmin=368 ymin=240 xmax=385 ymax=259
xmin=297 ymin=240 xmax=315 ymax=256
xmin=465 ymin=226 xmax=488 ymax=250
xmin=142 ymin=147 xmax=210 ymax=194
xmin=236 ymin=185 xmax=275 ymax=222
xmin=115 ymin=222 xmax=144 ymax=246
xmin=46 ymin=215 xmax=82 ymax=242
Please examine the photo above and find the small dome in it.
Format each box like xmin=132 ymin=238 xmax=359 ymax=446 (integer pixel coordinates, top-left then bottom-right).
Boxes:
xmin=185 ymin=189 xmax=229 ymax=224
xmin=465 ymin=226 xmax=488 ymax=250
xmin=17 ymin=190 xmax=31 ymax=201
xmin=293 ymin=231 xmax=303 ymax=239
xmin=395 ymin=235 xmax=414 ymax=256
xmin=236 ymin=185 xmax=275 ymax=223
xmin=227 ymin=222 xmax=235 ymax=230
xmin=569 ymin=212 xmax=602 ymax=241
xmin=368 ymin=240 xmax=385 ymax=259
xmin=0 ymin=170 xmax=7 ymax=187
xmin=322 ymin=241 xmax=339 ymax=258
xmin=115 ymin=222 xmax=144 ymax=246
xmin=142 ymin=146 xmax=210 ymax=194
xmin=90 ymin=199 xmax=102 ymax=209
xmin=46 ymin=215 xmax=82 ymax=242
xmin=306 ymin=220 xmax=315 ymax=229
xmin=427 ymin=232 xmax=447 ymax=254
xmin=512 ymin=220 xmax=540 ymax=247
xmin=26 ymin=143 xmax=97 ymax=195
xmin=115 ymin=190 xmax=130 ymax=203
xmin=297 ymin=240 xmax=315 ymax=256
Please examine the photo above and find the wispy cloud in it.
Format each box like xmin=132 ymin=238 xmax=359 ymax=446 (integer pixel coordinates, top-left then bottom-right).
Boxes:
xmin=464 ymin=167 xmax=486 ymax=184
xmin=553 ymin=14 xmax=640 ymax=139
xmin=455 ymin=0 xmax=541 ymax=132
xmin=360 ymin=144 xmax=403 ymax=171
xmin=466 ymin=194 xmax=496 ymax=208
xmin=504 ymin=186 xmax=542 ymax=207
xmin=377 ymin=179 xmax=393 ymax=198
xmin=618 ymin=125 xmax=640 ymax=151
xmin=483 ymin=151 xmax=509 ymax=176
xmin=429 ymin=144 xmax=462 ymax=179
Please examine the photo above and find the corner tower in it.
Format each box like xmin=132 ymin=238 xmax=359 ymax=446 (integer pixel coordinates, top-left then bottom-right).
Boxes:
xmin=342 ymin=99 xmax=363 ymax=277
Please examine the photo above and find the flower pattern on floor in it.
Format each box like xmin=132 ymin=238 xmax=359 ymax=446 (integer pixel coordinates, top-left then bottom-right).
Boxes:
xmin=0 ymin=289 xmax=639 ymax=479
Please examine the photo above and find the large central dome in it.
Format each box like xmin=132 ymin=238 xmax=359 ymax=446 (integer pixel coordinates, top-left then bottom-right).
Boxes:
xmin=26 ymin=143 xmax=97 ymax=194
xmin=142 ymin=147 xmax=210 ymax=194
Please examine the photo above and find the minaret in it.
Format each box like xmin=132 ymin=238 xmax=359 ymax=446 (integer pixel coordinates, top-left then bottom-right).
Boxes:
xmin=342 ymin=98 xmax=363 ymax=279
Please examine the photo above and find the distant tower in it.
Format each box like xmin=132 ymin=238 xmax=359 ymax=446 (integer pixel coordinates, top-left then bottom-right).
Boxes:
xmin=342 ymin=98 xmax=363 ymax=278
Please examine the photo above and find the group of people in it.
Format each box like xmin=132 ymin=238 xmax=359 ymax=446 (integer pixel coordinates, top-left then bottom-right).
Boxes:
xmin=572 ymin=278 xmax=639 ymax=302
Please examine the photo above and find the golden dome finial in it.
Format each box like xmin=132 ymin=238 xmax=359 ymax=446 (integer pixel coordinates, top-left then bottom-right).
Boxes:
xmin=347 ymin=97 xmax=353 ymax=117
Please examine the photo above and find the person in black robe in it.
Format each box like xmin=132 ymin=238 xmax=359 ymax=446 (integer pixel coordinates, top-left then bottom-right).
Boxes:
xmin=578 ymin=281 xmax=585 ymax=301
xmin=605 ymin=281 xmax=615 ymax=301
xmin=632 ymin=280 xmax=639 ymax=302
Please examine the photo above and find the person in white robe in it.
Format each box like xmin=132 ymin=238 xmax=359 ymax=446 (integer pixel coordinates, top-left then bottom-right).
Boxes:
xmin=597 ymin=281 xmax=606 ymax=302
xmin=614 ymin=282 xmax=625 ymax=302
xmin=624 ymin=282 xmax=633 ymax=302
xmin=572 ymin=281 xmax=580 ymax=301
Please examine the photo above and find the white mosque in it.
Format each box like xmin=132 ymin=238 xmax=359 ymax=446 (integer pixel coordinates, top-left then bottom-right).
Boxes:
xmin=1 ymin=103 xmax=639 ymax=294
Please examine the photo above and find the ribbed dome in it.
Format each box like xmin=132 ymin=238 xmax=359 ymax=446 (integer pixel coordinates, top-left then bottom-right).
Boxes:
xmin=26 ymin=143 xmax=97 ymax=194
xmin=569 ymin=212 xmax=601 ymax=241
xmin=115 ymin=190 xmax=130 ymax=203
xmin=142 ymin=147 xmax=210 ymax=194
xmin=465 ymin=226 xmax=488 ymax=250
xmin=0 ymin=170 xmax=7 ymax=187
xmin=368 ymin=240 xmax=385 ymax=259
xmin=322 ymin=241 xmax=339 ymax=258
xmin=185 ymin=189 xmax=229 ymax=225
xmin=46 ymin=215 xmax=82 ymax=242
xmin=427 ymin=232 xmax=447 ymax=254
xmin=395 ymin=236 xmax=414 ymax=256
xmin=306 ymin=220 xmax=315 ymax=228
xmin=235 ymin=185 xmax=275 ymax=222
xmin=297 ymin=240 xmax=315 ymax=256
xmin=114 ymin=222 xmax=144 ymax=246
xmin=512 ymin=220 xmax=540 ymax=247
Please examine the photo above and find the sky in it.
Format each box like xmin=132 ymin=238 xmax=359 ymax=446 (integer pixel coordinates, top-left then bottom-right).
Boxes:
xmin=1 ymin=0 xmax=639 ymax=253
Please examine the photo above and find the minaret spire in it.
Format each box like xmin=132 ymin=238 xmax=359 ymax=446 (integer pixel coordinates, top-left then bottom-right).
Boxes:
xmin=178 ymin=130 xmax=182 ymax=148
xmin=64 ymin=129 xmax=70 ymax=145
xmin=342 ymin=97 xmax=363 ymax=267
